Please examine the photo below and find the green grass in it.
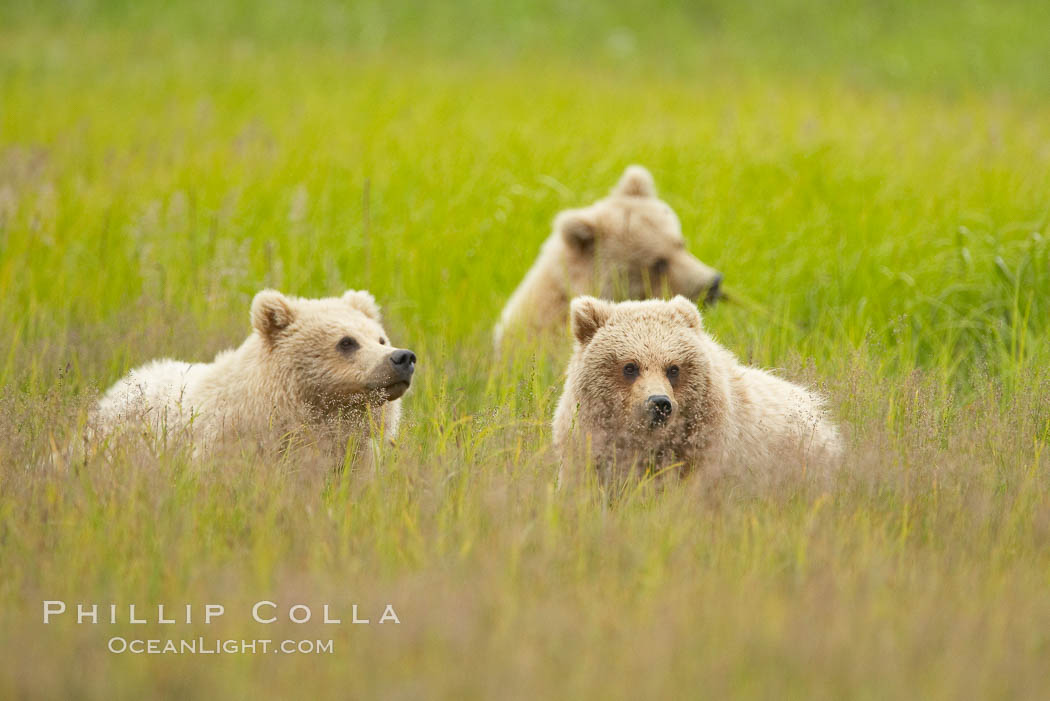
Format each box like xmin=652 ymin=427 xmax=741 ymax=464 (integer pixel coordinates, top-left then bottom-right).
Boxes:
xmin=2 ymin=2 xmax=1050 ymax=698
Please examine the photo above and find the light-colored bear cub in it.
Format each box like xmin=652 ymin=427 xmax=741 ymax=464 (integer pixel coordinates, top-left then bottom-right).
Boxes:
xmin=93 ymin=289 xmax=416 ymax=456
xmin=553 ymin=296 xmax=842 ymax=486
xmin=495 ymin=165 xmax=723 ymax=348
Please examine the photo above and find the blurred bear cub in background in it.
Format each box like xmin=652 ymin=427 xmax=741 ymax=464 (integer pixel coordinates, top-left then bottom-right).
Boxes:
xmin=495 ymin=165 xmax=723 ymax=349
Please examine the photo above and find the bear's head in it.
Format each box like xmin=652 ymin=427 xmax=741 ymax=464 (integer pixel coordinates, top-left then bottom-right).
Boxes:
xmin=250 ymin=289 xmax=416 ymax=411
xmin=567 ymin=295 xmax=720 ymax=446
xmin=556 ymin=165 xmax=723 ymax=305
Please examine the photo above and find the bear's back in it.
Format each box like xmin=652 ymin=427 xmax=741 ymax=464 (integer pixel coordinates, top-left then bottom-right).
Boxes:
xmin=94 ymin=359 xmax=208 ymax=432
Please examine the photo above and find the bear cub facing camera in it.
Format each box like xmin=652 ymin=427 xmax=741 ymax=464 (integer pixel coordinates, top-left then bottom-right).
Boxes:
xmin=92 ymin=289 xmax=416 ymax=457
xmin=553 ymin=296 xmax=842 ymax=487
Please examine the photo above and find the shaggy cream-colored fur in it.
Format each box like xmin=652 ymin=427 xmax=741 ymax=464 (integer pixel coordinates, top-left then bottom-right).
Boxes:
xmin=495 ymin=165 xmax=722 ymax=348
xmin=553 ymin=296 xmax=842 ymax=486
xmin=93 ymin=289 xmax=415 ymax=457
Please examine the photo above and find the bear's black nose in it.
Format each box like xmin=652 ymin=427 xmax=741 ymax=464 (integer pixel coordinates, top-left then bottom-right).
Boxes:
xmin=646 ymin=395 xmax=673 ymax=424
xmin=704 ymin=274 xmax=723 ymax=305
xmin=390 ymin=349 xmax=416 ymax=376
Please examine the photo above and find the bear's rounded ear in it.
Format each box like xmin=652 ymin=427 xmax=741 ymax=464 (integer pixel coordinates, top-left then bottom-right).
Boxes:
xmin=251 ymin=290 xmax=295 ymax=341
xmin=556 ymin=210 xmax=596 ymax=254
xmin=670 ymin=295 xmax=703 ymax=332
xmin=570 ymin=296 xmax=615 ymax=346
xmin=612 ymin=165 xmax=657 ymax=198
xmin=342 ymin=289 xmax=381 ymax=321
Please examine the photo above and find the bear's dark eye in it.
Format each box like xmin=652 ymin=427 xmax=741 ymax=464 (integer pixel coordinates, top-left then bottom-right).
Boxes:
xmin=623 ymin=363 xmax=639 ymax=379
xmin=337 ymin=336 xmax=358 ymax=353
xmin=666 ymin=365 xmax=680 ymax=380
xmin=379 ymin=338 xmax=387 ymax=345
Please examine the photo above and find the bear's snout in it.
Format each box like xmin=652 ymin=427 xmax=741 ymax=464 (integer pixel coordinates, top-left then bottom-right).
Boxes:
xmin=704 ymin=274 xmax=723 ymax=305
xmin=646 ymin=394 xmax=673 ymax=426
xmin=390 ymin=349 xmax=416 ymax=379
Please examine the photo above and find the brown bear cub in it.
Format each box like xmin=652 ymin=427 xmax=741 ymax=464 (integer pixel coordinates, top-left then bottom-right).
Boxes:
xmin=93 ymin=289 xmax=416 ymax=460
xmin=495 ymin=165 xmax=723 ymax=348
xmin=553 ymin=296 xmax=842 ymax=487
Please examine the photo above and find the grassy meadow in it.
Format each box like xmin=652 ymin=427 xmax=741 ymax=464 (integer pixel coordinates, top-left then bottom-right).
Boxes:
xmin=2 ymin=1 xmax=1050 ymax=697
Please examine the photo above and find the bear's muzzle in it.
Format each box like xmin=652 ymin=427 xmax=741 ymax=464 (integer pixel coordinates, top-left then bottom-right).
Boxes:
xmin=646 ymin=394 xmax=673 ymax=427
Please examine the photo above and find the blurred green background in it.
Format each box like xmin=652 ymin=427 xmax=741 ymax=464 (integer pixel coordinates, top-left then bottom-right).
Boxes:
xmin=2 ymin=0 xmax=1049 ymax=392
